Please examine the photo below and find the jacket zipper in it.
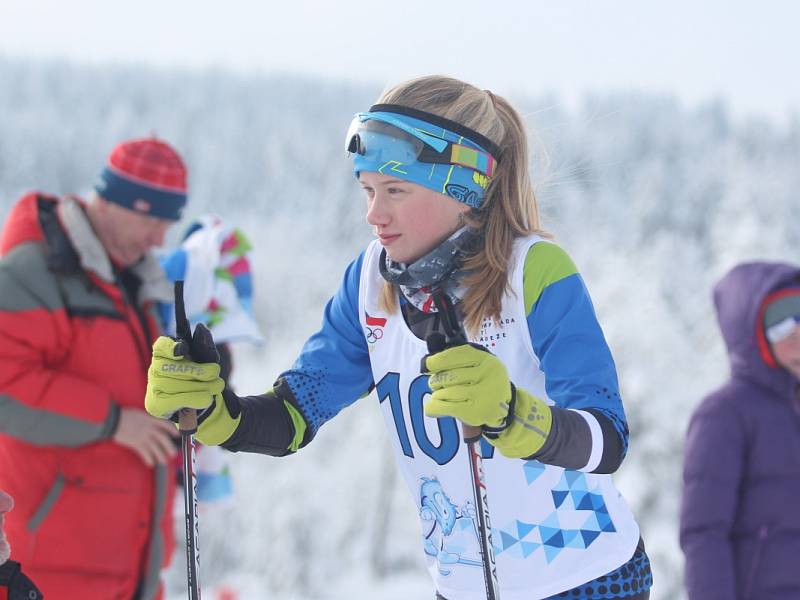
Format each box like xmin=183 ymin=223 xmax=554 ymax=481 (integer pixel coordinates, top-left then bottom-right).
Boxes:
xmin=26 ymin=473 xmax=65 ymax=532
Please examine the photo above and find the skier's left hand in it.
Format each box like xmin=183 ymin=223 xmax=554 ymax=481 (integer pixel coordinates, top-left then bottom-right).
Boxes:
xmin=146 ymin=337 xmax=240 ymax=446
xmin=146 ymin=337 xmax=224 ymax=418
xmin=423 ymin=343 xmax=553 ymax=458
xmin=423 ymin=343 xmax=515 ymax=428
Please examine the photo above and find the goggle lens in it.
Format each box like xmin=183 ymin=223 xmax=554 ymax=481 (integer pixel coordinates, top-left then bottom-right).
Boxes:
xmin=346 ymin=119 xmax=425 ymax=163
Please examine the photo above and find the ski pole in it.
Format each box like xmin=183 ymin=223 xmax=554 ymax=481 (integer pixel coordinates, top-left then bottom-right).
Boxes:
xmin=174 ymin=281 xmax=219 ymax=600
xmin=426 ymin=292 xmax=500 ymax=600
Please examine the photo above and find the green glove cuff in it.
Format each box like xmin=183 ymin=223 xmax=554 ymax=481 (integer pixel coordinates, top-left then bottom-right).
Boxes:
xmin=196 ymin=395 xmax=241 ymax=446
xmin=485 ymin=387 xmax=552 ymax=458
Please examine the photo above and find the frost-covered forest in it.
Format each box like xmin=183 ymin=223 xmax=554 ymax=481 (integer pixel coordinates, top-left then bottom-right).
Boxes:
xmin=1 ymin=57 xmax=799 ymax=599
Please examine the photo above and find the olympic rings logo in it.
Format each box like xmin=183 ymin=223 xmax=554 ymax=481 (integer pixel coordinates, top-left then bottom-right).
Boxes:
xmin=366 ymin=326 xmax=384 ymax=344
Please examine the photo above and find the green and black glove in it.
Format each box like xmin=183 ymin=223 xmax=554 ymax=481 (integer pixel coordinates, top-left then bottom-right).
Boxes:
xmin=145 ymin=336 xmax=239 ymax=446
xmin=423 ymin=343 xmax=553 ymax=458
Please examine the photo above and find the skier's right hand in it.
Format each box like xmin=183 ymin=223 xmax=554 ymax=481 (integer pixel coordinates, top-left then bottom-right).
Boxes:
xmin=146 ymin=336 xmax=240 ymax=445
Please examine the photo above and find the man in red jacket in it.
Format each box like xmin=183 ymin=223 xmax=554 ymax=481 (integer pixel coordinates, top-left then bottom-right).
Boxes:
xmin=0 ymin=138 xmax=188 ymax=599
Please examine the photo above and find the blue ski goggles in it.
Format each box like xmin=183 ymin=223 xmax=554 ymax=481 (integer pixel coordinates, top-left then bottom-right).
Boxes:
xmin=345 ymin=104 xmax=500 ymax=209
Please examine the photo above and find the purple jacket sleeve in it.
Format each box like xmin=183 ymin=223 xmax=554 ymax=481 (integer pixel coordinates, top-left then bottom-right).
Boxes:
xmin=679 ymin=395 xmax=745 ymax=600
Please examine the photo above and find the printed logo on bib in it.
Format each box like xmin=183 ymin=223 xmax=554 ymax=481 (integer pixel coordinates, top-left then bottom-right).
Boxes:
xmin=365 ymin=312 xmax=386 ymax=347
xmin=419 ymin=476 xmax=483 ymax=576
xmin=471 ymin=316 xmax=517 ymax=350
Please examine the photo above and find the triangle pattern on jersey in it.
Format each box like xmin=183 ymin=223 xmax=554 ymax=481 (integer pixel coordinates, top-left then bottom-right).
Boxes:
xmin=544 ymin=530 xmax=565 ymax=548
xmin=575 ymin=492 xmax=594 ymax=511
xmin=523 ymin=460 xmax=546 ymax=485
xmin=552 ymin=490 xmax=570 ymax=509
xmin=563 ymin=529 xmax=584 ymax=549
xmin=543 ymin=543 xmax=563 ymax=564
xmin=580 ymin=529 xmax=602 ymax=548
xmin=541 ymin=513 xmax=561 ymax=529
xmin=520 ymin=540 xmax=541 ymax=558
xmin=598 ymin=512 xmax=617 ymax=533
xmin=564 ymin=470 xmax=586 ymax=490
xmin=492 ymin=535 xmax=503 ymax=557
xmin=500 ymin=530 xmax=519 ymax=551
xmin=582 ymin=513 xmax=602 ymax=531
xmin=553 ymin=472 xmax=569 ymax=492
xmin=516 ymin=520 xmax=536 ymax=540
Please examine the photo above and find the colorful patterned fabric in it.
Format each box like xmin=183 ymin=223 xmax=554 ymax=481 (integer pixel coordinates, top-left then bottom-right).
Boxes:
xmin=160 ymin=215 xmax=264 ymax=345
xmin=379 ymin=226 xmax=480 ymax=313
xmin=349 ymin=106 xmax=498 ymax=209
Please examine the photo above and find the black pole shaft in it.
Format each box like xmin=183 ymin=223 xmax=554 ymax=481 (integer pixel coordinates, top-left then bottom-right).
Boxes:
xmin=174 ymin=281 xmax=202 ymax=600
xmin=181 ymin=430 xmax=201 ymax=600
xmin=427 ymin=292 xmax=500 ymax=599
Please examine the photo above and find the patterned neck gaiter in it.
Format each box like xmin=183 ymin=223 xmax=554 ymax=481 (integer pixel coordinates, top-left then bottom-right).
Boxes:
xmin=378 ymin=227 xmax=482 ymax=313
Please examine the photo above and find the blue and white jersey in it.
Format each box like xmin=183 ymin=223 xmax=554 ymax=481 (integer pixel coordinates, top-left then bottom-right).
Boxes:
xmin=281 ymin=236 xmax=640 ymax=599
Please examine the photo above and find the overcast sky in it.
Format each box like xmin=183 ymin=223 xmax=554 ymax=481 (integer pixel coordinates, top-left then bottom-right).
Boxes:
xmin=1 ymin=0 xmax=797 ymax=121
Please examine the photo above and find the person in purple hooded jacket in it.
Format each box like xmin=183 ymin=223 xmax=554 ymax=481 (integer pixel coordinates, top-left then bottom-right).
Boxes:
xmin=680 ymin=261 xmax=800 ymax=599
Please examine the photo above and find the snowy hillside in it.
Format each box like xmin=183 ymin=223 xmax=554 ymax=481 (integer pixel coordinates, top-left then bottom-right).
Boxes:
xmin=1 ymin=57 xmax=798 ymax=599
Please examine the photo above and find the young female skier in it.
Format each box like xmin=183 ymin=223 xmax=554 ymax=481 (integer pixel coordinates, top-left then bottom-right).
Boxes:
xmin=145 ymin=75 xmax=652 ymax=599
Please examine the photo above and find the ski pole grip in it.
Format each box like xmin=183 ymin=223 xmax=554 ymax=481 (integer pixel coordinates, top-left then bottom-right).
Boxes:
xmin=179 ymin=408 xmax=198 ymax=434
xmin=426 ymin=332 xmax=447 ymax=354
xmin=174 ymin=281 xmax=198 ymax=433
xmin=462 ymin=424 xmax=482 ymax=444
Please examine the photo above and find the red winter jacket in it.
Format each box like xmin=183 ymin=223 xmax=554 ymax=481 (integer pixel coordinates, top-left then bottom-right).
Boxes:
xmin=0 ymin=193 xmax=176 ymax=599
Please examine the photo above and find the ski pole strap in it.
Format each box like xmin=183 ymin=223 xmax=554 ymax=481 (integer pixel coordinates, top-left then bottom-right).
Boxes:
xmin=174 ymin=281 xmax=197 ymax=434
xmin=481 ymin=382 xmax=517 ymax=438
xmin=431 ymin=292 xmax=466 ymax=344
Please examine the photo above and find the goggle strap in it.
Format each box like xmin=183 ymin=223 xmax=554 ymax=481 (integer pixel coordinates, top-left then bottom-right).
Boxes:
xmin=370 ymin=103 xmax=502 ymax=159
xmin=449 ymin=144 xmax=497 ymax=178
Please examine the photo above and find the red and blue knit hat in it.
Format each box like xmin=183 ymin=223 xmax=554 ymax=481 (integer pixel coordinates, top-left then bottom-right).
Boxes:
xmin=94 ymin=137 xmax=188 ymax=221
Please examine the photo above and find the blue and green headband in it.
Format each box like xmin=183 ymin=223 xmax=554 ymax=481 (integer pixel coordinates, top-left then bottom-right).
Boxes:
xmin=346 ymin=104 xmax=500 ymax=209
